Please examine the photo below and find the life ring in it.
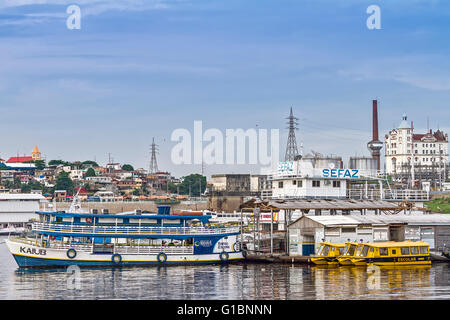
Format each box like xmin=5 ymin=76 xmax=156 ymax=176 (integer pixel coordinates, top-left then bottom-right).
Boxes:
xmin=111 ymin=253 xmax=122 ymax=265
xmin=232 ymin=242 xmax=241 ymax=252
xmin=220 ymin=252 xmax=229 ymax=262
xmin=85 ymin=217 xmax=92 ymax=223
xmin=66 ymin=248 xmax=77 ymax=259
xmin=157 ymin=252 xmax=167 ymax=264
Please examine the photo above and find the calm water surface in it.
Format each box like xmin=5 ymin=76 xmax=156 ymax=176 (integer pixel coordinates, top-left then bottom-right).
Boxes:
xmin=2 ymin=237 xmax=450 ymax=300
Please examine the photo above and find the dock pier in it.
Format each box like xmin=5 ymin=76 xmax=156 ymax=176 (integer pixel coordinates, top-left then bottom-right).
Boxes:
xmin=245 ymin=253 xmax=311 ymax=264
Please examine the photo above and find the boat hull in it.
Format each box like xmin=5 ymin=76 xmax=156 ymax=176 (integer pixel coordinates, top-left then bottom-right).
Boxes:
xmin=310 ymin=257 xmax=328 ymax=265
xmin=337 ymin=258 xmax=354 ymax=266
xmin=6 ymin=239 xmax=244 ymax=268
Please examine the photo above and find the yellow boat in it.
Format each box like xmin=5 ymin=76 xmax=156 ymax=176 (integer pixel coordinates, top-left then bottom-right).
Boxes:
xmin=310 ymin=242 xmax=346 ymax=265
xmin=349 ymin=241 xmax=431 ymax=266
xmin=337 ymin=242 xmax=365 ymax=266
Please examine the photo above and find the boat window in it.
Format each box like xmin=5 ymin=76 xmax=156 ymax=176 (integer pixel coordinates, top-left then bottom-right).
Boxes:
xmin=338 ymin=247 xmax=345 ymax=255
xmin=391 ymin=249 xmax=397 ymax=255
xmin=401 ymin=247 xmax=410 ymax=255
xmin=322 ymin=245 xmax=330 ymax=256
xmin=346 ymin=244 xmax=356 ymax=256
xmin=369 ymin=248 xmax=374 ymax=253
xmin=355 ymin=246 xmax=362 ymax=256
xmin=343 ymin=244 xmax=350 ymax=254
xmin=316 ymin=245 xmax=324 ymax=255
xmin=410 ymin=247 xmax=420 ymax=255
xmin=420 ymin=246 xmax=428 ymax=254
xmin=379 ymin=248 xmax=388 ymax=256
xmin=360 ymin=245 xmax=369 ymax=257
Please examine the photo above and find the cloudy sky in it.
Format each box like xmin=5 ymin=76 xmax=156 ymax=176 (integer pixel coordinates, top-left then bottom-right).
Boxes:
xmin=0 ymin=0 xmax=449 ymax=177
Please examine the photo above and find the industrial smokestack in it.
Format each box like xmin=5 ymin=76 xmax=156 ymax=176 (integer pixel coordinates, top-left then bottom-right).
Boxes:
xmin=372 ymin=100 xmax=379 ymax=142
xmin=367 ymin=99 xmax=383 ymax=171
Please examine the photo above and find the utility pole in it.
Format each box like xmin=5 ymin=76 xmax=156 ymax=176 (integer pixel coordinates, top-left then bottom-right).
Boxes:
xmin=285 ymin=107 xmax=299 ymax=161
xmin=149 ymin=137 xmax=159 ymax=174
xmin=439 ymin=144 xmax=442 ymax=191
xmin=411 ymin=121 xmax=415 ymax=189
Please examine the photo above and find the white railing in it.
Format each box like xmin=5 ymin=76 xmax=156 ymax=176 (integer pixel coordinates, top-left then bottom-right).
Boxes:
xmin=50 ymin=243 xmax=93 ymax=252
xmin=115 ymin=245 xmax=193 ymax=255
xmin=347 ymin=189 xmax=429 ymax=201
xmin=32 ymin=222 xmax=239 ymax=236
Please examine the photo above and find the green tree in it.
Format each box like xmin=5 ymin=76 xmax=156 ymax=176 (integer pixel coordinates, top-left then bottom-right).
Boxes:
xmin=48 ymin=160 xmax=69 ymax=166
xmin=81 ymin=160 xmax=99 ymax=168
xmin=55 ymin=172 xmax=75 ymax=195
xmin=21 ymin=180 xmax=48 ymax=193
xmin=176 ymin=174 xmax=206 ymax=196
xmin=34 ymin=160 xmax=46 ymax=170
xmin=132 ymin=188 xmax=141 ymax=196
xmin=85 ymin=168 xmax=96 ymax=177
xmin=122 ymin=164 xmax=134 ymax=171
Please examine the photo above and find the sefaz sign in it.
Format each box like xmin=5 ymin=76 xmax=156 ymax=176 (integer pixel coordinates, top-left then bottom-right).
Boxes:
xmin=20 ymin=247 xmax=47 ymax=256
xmin=322 ymin=169 xmax=359 ymax=179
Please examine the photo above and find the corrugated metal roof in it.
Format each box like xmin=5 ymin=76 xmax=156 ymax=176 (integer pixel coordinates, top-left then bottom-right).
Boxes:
xmin=268 ymin=199 xmax=398 ymax=210
xmin=0 ymin=194 xmax=45 ymax=200
xmin=300 ymin=214 xmax=450 ymax=227
xmin=303 ymin=215 xmax=360 ymax=226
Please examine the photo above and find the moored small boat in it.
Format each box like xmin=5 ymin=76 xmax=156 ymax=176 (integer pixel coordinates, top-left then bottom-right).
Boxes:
xmin=310 ymin=242 xmax=346 ymax=266
xmin=349 ymin=241 xmax=431 ymax=266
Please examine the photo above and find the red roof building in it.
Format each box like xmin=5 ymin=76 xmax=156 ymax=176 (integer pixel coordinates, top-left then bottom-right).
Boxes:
xmin=6 ymin=156 xmax=33 ymax=163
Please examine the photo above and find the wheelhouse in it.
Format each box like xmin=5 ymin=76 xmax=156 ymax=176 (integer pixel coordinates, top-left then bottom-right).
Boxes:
xmin=337 ymin=242 xmax=365 ymax=266
xmin=310 ymin=242 xmax=346 ymax=266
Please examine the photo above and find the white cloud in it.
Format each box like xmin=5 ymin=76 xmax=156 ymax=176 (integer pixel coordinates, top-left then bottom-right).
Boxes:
xmin=0 ymin=0 xmax=174 ymax=18
xmin=338 ymin=54 xmax=450 ymax=91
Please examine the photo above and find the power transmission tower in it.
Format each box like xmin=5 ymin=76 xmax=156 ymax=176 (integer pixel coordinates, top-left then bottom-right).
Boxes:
xmin=149 ymin=137 xmax=159 ymax=174
xmin=284 ymin=107 xmax=299 ymax=161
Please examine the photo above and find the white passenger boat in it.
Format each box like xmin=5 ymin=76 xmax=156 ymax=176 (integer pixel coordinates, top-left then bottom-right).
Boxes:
xmin=5 ymin=207 xmax=245 ymax=268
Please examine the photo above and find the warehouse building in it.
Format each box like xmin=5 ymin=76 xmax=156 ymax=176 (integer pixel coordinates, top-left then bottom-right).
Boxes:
xmin=288 ymin=214 xmax=450 ymax=256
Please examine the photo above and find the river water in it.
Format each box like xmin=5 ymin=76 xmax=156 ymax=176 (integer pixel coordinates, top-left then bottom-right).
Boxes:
xmin=2 ymin=237 xmax=450 ymax=300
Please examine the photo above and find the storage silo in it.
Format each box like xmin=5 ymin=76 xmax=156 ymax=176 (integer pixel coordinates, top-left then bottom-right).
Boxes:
xmin=349 ymin=157 xmax=378 ymax=170
xmin=315 ymin=156 xmax=343 ymax=169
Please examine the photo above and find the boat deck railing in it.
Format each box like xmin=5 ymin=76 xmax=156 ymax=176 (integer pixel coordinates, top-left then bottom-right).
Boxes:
xmin=32 ymin=222 xmax=240 ymax=236
xmin=50 ymin=243 xmax=194 ymax=254
xmin=10 ymin=237 xmax=195 ymax=254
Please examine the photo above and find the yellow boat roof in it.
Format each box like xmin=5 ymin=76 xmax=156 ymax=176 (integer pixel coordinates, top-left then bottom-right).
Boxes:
xmin=319 ymin=242 xmax=346 ymax=247
xmin=367 ymin=241 xmax=429 ymax=248
xmin=345 ymin=242 xmax=365 ymax=246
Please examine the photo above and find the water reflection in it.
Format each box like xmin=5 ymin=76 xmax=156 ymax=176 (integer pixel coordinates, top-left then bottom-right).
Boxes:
xmin=308 ymin=265 xmax=433 ymax=299
xmin=2 ymin=240 xmax=450 ymax=299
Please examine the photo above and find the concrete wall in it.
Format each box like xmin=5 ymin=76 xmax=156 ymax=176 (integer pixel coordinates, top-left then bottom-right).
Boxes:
xmin=207 ymin=195 xmax=244 ymax=213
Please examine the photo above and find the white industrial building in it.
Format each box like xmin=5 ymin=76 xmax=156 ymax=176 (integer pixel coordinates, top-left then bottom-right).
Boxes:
xmin=0 ymin=193 xmax=45 ymax=234
xmin=271 ymin=156 xmax=347 ymax=199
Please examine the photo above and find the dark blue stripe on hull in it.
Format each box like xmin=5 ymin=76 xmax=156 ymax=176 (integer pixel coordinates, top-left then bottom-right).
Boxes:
xmin=12 ymin=255 xmax=243 ymax=268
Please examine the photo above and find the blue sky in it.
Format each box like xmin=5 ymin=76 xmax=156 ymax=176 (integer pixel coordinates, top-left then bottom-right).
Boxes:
xmin=0 ymin=0 xmax=449 ymax=177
